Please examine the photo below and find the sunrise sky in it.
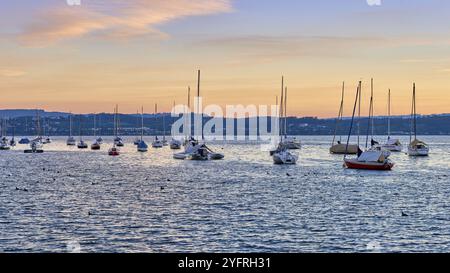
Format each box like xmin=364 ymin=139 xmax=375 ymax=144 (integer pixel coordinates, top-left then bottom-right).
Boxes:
xmin=0 ymin=0 xmax=449 ymax=117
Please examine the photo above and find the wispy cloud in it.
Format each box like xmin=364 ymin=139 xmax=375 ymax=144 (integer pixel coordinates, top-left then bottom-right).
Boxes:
xmin=18 ymin=0 xmax=233 ymax=46
xmin=0 ymin=69 xmax=26 ymax=77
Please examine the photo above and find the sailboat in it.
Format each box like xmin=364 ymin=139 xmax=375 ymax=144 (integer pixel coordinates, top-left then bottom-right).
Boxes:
xmin=133 ymin=110 xmax=141 ymax=145
xmin=343 ymin=81 xmax=394 ymax=171
xmin=77 ymin=116 xmax=88 ymax=149
xmin=90 ymin=114 xmax=101 ymax=150
xmin=41 ymin=117 xmax=51 ymax=144
xmin=408 ymin=83 xmax=429 ymax=156
xmin=330 ymin=82 xmax=359 ymax=154
xmin=279 ymin=86 xmax=301 ymax=150
xmin=24 ymin=111 xmax=44 ymax=153
xmin=109 ymin=106 xmax=121 ymax=156
xmin=19 ymin=117 xmax=30 ymax=144
xmin=96 ymin=114 xmax=103 ymax=144
xmin=174 ymin=71 xmax=224 ymax=160
xmin=152 ymin=103 xmax=164 ymax=148
xmin=113 ymin=105 xmax=124 ymax=147
xmin=66 ymin=113 xmax=76 ymax=146
xmin=9 ymin=122 xmax=16 ymax=147
xmin=272 ymin=77 xmax=298 ymax=165
xmin=137 ymin=106 xmax=148 ymax=152
xmin=0 ymin=119 xmax=11 ymax=150
xmin=365 ymin=79 xmax=391 ymax=158
xmin=382 ymin=89 xmax=402 ymax=152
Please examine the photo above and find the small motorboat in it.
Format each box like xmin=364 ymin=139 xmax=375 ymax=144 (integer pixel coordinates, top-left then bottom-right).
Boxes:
xmin=66 ymin=136 xmax=76 ymax=146
xmin=77 ymin=140 xmax=88 ymax=149
xmin=108 ymin=146 xmax=120 ymax=156
xmin=344 ymin=151 xmax=394 ymax=171
xmin=90 ymin=140 xmax=101 ymax=150
xmin=19 ymin=138 xmax=30 ymax=144
xmin=170 ymin=139 xmax=182 ymax=150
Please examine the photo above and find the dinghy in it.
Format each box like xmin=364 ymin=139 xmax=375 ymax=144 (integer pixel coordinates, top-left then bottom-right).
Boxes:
xmin=170 ymin=138 xmax=182 ymax=150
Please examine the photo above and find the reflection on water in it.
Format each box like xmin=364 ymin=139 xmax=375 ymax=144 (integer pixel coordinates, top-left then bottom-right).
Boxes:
xmin=0 ymin=136 xmax=449 ymax=253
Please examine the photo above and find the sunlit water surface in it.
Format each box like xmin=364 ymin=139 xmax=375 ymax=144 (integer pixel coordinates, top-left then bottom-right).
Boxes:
xmin=1 ymin=136 xmax=449 ymax=253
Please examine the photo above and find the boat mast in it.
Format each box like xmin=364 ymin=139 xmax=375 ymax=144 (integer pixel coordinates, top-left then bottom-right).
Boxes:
xmin=280 ymin=76 xmax=284 ymax=140
xmin=365 ymin=80 xmax=374 ymax=149
xmin=141 ymin=106 xmax=144 ymax=141
xmin=357 ymin=81 xmax=361 ymax=147
xmin=284 ymin=86 xmax=288 ymax=139
xmin=413 ymin=83 xmax=417 ymax=140
xmin=197 ymin=70 xmax=204 ymax=141
xmin=387 ymin=89 xmax=391 ymax=140
xmin=332 ymin=82 xmax=345 ymax=146
xmin=93 ymin=114 xmax=97 ymax=138
xmin=186 ymin=86 xmax=191 ymax=139
xmin=344 ymin=83 xmax=361 ymax=158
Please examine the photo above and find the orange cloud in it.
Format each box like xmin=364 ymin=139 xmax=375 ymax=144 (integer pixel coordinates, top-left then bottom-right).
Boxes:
xmin=0 ymin=68 xmax=26 ymax=77
xmin=19 ymin=0 xmax=233 ymax=46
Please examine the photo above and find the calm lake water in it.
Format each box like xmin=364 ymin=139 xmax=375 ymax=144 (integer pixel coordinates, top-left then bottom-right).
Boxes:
xmin=1 ymin=136 xmax=449 ymax=253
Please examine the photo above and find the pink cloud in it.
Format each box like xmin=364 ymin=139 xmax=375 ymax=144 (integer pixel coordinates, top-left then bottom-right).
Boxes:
xmin=19 ymin=0 xmax=232 ymax=46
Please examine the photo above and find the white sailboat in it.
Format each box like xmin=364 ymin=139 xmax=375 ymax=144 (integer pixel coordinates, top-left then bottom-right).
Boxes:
xmin=279 ymin=86 xmax=301 ymax=149
xmin=24 ymin=111 xmax=44 ymax=153
xmin=133 ymin=110 xmax=141 ymax=145
xmin=330 ymin=82 xmax=359 ymax=154
xmin=174 ymin=71 xmax=224 ymax=160
xmin=382 ymin=89 xmax=402 ymax=152
xmin=272 ymin=77 xmax=298 ymax=165
xmin=152 ymin=103 xmax=164 ymax=148
xmin=113 ymin=105 xmax=124 ymax=147
xmin=66 ymin=113 xmax=76 ymax=146
xmin=408 ymin=83 xmax=429 ymax=156
xmin=109 ymin=106 xmax=121 ymax=156
xmin=365 ymin=79 xmax=391 ymax=158
xmin=0 ymin=119 xmax=11 ymax=150
xmin=91 ymin=114 xmax=101 ymax=150
xmin=77 ymin=116 xmax=88 ymax=149
xmin=137 ymin=106 xmax=148 ymax=152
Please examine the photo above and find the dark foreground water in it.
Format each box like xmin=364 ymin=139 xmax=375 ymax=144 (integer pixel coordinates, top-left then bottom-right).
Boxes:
xmin=0 ymin=136 xmax=449 ymax=253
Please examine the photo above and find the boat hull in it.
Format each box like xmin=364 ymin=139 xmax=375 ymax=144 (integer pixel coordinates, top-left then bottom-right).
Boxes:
xmin=408 ymin=147 xmax=429 ymax=157
xmin=382 ymin=144 xmax=403 ymax=152
xmin=344 ymin=159 xmax=394 ymax=171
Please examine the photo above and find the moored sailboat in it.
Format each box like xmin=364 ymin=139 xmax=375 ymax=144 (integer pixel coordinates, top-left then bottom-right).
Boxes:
xmin=90 ymin=114 xmax=101 ymax=150
xmin=408 ymin=83 xmax=429 ymax=156
xmin=24 ymin=111 xmax=44 ymax=153
xmin=272 ymin=77 xmax=298 ymax=165
xmin=330 ymin=82 xmax=359 ymax=154
xmin=137 ymin=106 xmax=148 ymax=152
xmin=382 ymin=89 xmax=403 ymax=152
xmin=66 ymin=113 xmax=76 ymax=146
xmin=343 ymin=81 xmax=394 ymax=171
xmin=77 ymin=116 xmax=88 ymax=149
